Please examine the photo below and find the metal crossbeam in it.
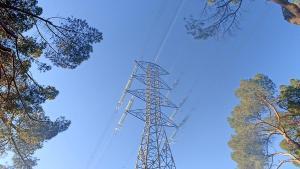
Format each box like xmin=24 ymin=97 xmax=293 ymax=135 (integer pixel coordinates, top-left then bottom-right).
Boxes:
xmin=133 ymin=74 xmax=171 ymax=90
xmin=128 ymin=109 xmax=177 ymax=128
xmin=126 ymin=61 xmax=177 ymax=169
xmin=115 ymin=60 xmax=177 ymax=169
xmin=127 ymin=89 xmax=177 ymax=108
xmin=135 ymin=61 xmax=169 ymax=75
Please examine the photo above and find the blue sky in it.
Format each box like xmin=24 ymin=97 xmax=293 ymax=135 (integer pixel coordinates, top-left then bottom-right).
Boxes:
xmin=26 ymin=0 xmax=300 ymax=169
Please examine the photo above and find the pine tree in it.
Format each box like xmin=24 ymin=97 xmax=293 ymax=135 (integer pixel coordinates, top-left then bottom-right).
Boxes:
xmin=0 ymin=0 xmax=102 ymax=168
xmin=185 ymin=0 xmax=300 ymax=39
xmin=229 ymin=74 xmax=300 ymax=169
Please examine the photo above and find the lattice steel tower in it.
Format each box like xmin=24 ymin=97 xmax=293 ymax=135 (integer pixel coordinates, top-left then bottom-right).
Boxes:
xmin=117 ymin=61 xmax=178 ymax=169
xmin=121 ymin=60 xmax=178 ymax=169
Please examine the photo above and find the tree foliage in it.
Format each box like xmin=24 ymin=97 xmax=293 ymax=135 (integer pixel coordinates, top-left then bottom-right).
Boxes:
xmin=229 ymin=74 xmax=300 ymax=169
xmin=0 ymin=0 xmax=102 ymax=168
xmin=185 ymin=0 xmax=300 ymax=39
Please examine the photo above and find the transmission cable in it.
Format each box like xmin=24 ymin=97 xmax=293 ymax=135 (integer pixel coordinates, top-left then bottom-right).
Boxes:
xmin=85 ymin=1 xmax=172 ymax=169
xmin=92 ymin=0 xmax=188 ymax=168
xmin=154 ymin=0 xmax=187 ymax=63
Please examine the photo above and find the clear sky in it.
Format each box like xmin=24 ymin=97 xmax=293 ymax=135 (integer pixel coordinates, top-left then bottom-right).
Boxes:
xmin=29 ymin=0 xmax=300 ymax=169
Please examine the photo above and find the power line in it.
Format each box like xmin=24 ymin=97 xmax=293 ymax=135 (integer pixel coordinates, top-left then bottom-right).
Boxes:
xmin=125 ymin=61 xmax=178 ymax=169
xmin=86 ymin=1 xmax=172 ymax=168
xmin=140 ymin=0 xmax=171 ymax=61
xmin=154 ymin=0 xmax=187 ymax=63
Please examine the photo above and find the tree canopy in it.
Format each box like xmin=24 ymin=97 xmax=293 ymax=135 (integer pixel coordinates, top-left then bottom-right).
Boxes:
xmin=0 ymin=0 xmax=102 ymax=168
xmin=185 ymin=0 xmax=300 ymax=39
xmin=229 ymin=74 xmax=300 ymax=169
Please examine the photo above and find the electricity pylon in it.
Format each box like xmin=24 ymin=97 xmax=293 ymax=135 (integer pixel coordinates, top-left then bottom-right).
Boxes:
xmin=117 ymin=60 xmax=178 ymax=169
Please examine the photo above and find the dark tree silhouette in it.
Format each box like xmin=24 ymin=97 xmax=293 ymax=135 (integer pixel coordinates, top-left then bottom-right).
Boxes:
xmin=229 ymin=74 xmax=300 ymax=169
xmin=185 ymin=0 xmax=300 ymax=39
xmin=0 ymin=0 xmax=102 ymax=168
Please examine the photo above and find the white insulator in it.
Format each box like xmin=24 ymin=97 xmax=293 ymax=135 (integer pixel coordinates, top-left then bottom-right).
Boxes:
xmin=125 ymin=77 xmax=133 ymax=91
xmin=169 ymin=115 xmax=189 ymax=144
xmin=117 ymin=111 xmax=128 ymax=127
xmin=179 ymin=115 xmax=189 ymax=128
xmin=168 ymin=96 xmax=188 ymax=120
xmin=125 ymin=97 xmax=134 ymax=112
xmin=179 ymin=95 xmax=188 ymax=108
xmin=166 ymin=78 xmax=180 ymax=99
xmin=116 ymin=96 xmax=135 ymax=131
xmin=169 ymin=109 xmax=179 ymax=121
xmin=116 ymin=92 xmax=126 ymax=111
xmin=114 ymin=127 xmax=120 ymax=132
xmin=115 ymin=64 xmax=137 ymax=112
xmin=118 ymin=78 xmax=132 ymax=103
xmin=170 ymin=129 xmax=178 ymax=142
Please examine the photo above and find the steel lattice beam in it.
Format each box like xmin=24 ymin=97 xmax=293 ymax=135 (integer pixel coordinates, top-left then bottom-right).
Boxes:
xmin=127 ymin=89 xmax=177 ymax=108
xmin=126 ymin=61 xmax=177 ymax=169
